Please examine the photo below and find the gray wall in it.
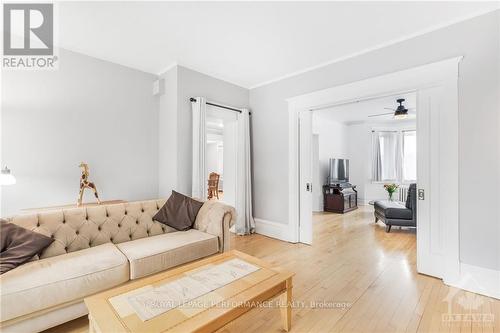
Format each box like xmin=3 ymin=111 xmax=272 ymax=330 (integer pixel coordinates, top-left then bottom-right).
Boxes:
xmin=1 ymin=49 xmax=159 ymax=216
xmin=249 ymin=11 xmax=500 ymax=270
xmin=156 ymin=65 xmax=249 ymax=197
xmin=158 ymin=67 xmax=178 ymax=197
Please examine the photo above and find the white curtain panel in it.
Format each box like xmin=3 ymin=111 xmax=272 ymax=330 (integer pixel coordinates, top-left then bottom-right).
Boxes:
xmin=235 ymin=108 xmax=255 ymax=235
xmin=372 ymin=131 xmax=403 ymax=182
xmin=191 ymin=97 xmax=207 ymax=200
xmin=381 ymin=132 xmax=398 ymax=180
xmin=372 ymin=132 xmax=382 ymax=181
xmin=395 ymin=132 xmax=403 ymax=182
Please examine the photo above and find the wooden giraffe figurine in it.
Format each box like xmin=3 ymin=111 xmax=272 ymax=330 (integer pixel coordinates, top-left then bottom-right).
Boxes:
xmin=77 ymin=162 xmax=101 ymax=206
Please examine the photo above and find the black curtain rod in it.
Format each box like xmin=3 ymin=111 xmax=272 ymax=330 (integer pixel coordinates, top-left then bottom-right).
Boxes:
xmin=207 ymin=102 xmax=242 ymax=113
xmin=190 ymin=97 xmax=251 ymax=115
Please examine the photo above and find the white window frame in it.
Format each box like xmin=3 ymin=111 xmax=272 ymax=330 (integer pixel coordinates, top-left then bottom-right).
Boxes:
xmin=371 ymin=126 xmax=416 ymax=184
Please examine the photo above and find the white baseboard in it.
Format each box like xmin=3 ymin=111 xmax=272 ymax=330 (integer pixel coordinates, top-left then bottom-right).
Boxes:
xmin=447 ymin=263 xmax=500 ymax=300
xmin=357 ymin=199 xmax=371 ymax=205
xmin=254 ymin=218 xmax=292 ymax=242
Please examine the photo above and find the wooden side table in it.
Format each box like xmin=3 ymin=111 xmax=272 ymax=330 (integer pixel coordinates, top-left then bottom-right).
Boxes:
xmin=323 ymin=184 xmax=358 ymax=213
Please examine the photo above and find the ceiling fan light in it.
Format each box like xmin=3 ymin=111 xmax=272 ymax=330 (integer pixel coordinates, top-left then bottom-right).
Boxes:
xmin=394 ymin=113 xmax=408 ymax=120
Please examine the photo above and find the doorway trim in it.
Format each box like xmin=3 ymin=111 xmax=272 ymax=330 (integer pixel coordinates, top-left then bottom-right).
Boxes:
xmin=286 ymin=57 xmax=463 ymax=284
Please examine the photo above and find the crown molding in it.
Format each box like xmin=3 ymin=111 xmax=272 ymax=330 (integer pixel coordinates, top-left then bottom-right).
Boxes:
xmin=249 ymin=8 xmax=498 ymax=90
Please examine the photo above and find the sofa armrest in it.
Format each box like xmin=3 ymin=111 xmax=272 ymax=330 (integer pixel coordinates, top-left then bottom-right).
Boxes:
xmin=193 ymin=200 xmax=236 ymax=252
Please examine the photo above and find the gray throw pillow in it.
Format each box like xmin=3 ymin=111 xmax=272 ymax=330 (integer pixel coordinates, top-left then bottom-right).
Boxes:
xmin=153 ymin=191 xmax=204 ymax=231
xmin=0 ymin=219 xmax=54 ymax=274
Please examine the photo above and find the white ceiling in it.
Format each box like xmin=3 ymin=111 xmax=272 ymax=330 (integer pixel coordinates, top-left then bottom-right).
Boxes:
xmin=58 ymin=2 xmax=499 ymax=88
xmin=313 ymin=92 xmax=416 ymax=125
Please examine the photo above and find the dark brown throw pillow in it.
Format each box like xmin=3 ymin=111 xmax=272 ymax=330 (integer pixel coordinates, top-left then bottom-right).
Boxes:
xmin=0 ymin=219 xmax=54 ymax=274
xmin=153 ymin=191 xmax=204 ymax=231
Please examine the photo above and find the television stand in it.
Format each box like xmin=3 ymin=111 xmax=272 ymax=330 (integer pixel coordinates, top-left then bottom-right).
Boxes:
xmin=323 ymin=183 xmax=358 ymax=213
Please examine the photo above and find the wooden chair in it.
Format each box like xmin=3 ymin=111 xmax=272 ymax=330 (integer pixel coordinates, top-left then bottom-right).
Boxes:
xmin=207 ymin=172 xmax=220 ymax=199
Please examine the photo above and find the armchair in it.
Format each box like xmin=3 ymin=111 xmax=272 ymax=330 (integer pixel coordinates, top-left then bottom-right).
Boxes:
xmin=374 ymin=183 xmax=417 ymax=232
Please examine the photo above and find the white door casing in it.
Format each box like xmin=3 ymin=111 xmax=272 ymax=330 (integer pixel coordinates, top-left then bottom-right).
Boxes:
xmin=288 ymin=57 xmax=461 ymax=282
xmin=416 ymin=78 xmax=460 ymax=282
xmin=312 ymin=134 xmax=322 ymax=212
xmin=299 ymin=110 xmax=313 ymax=245
xmin=417 ymin=86 xmax=444 ymax=278
xmin=221 ymin=114 xmax=238 ymax=208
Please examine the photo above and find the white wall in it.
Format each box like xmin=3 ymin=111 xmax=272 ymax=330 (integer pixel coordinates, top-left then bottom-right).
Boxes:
xmin=312 ymin=134 xmax=320 ymax=211
xmin=206 ymin=142 xmax=219 ymax=175
xmin=206 ymin=133 xmax=224 ymax=187
xmin=1 ymin=49 xmax=159 ymax=216
xmin=222 ymin=120 xmax=237 ymax=207
xmin=311 ymin=115 xmax=349 ymax=211
xmin=217 ymin=145 xmax=224 ymax=180
xmin=249 ymin=11 xmax=500 ymax=270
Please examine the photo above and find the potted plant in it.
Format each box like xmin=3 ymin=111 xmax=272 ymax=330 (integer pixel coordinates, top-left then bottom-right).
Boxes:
xmin=384 ymin=183 xmax=399 ymax=201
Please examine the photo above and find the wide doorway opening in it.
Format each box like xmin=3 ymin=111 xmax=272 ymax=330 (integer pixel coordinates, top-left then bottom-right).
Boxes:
xmin=312 ymin=92 xmax=417 ymax=221
xmin=288 ymin=58 xmax=461 ymax=283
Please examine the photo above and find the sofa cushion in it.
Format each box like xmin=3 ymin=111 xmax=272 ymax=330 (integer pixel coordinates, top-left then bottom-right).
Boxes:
xmin=116 ymin=229 xmax=219 ymax=279
xmin=0 ymin=220 xmax=54 ymax=274
xmin=374 ymin=200 xmax=413 ymax=220
xmin=0 ymin=243 xmax=129 ymax=321
xmin=153 ymin=191 xmax=204 ymax=231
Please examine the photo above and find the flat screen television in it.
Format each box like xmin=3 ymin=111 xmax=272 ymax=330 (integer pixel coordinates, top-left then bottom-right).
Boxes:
xmin=328 ymin=158 xmax=349 ymax=184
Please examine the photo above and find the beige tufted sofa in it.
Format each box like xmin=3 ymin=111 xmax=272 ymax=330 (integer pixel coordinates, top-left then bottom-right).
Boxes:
xmin=0 ymin=198 xmax=235 ymax=333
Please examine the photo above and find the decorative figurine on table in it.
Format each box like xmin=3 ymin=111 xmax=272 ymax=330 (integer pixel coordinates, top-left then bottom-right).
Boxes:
xmin=77 ymin=162 xmax=101 ymax=206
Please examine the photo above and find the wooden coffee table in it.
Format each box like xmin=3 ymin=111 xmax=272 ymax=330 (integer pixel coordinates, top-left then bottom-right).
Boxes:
xmin=84 ymin=250 xmax=294 ymax=333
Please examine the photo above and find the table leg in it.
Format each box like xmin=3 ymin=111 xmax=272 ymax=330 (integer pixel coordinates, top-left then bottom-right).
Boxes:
xmin=88 ymin=314 xmax=95 ymax=333
xmin=279 ymin=278 xmax=292 ymax=332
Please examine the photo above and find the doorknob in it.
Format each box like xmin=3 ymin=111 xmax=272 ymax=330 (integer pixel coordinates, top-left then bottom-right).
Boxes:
xmin=306 ymin=183 xmax=312 ymax=192
xmin=418 ymin=189 xmax=425 ymax=200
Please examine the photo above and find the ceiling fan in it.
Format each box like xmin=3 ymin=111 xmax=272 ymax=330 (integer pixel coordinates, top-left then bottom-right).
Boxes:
xmin=368 ymin=98 xmax=415 ymax=119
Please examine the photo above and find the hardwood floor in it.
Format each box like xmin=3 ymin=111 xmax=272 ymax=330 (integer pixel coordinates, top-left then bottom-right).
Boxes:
xmin=44 ymin=205 xmax=500 ymax=333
